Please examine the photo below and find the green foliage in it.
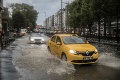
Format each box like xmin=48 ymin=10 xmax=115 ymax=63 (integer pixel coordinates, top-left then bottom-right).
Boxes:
xmin=68 ymin=0 xmax=82 ymax=28
xmin=92 ymin=0 xmax=107 ymax=21
xmin=1 ymin=8 xmax=13 ymax=29
xmin=68 ymin=0 xmax=120 ymax=29
xmin=1 ymin=8 xmax=9 ymax=19
xmin=10 ymin=3 xmax=39 ymax=28
xmin=81 ymin=0 xmax=93 ymax=26
xmin=12 ymin=11 xmax=26 ymax=30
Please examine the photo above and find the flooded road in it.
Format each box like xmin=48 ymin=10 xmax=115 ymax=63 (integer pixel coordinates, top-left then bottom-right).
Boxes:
xmin=1 ymin=33 xmax=120 ymax=80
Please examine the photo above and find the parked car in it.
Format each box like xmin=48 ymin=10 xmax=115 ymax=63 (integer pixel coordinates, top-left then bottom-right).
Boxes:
xmin=9 ymin=29 xmax=16 ymax=39
xmin=29 ymin=33 xmax=45 ymax=44
xmin=20 ymin=29 xmax=27 ymax=36
xmin=47 ymin=34 xmax=98 ymax=64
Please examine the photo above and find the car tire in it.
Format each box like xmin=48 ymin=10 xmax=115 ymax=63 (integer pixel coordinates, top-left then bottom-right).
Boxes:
xmin=61 ymin=54 xmax=67 ymax=61
xmin=48 ymin=47 xmax=51 ymax=53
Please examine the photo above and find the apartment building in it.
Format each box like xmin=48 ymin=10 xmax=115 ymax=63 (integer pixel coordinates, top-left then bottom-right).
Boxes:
xmin=44 ymin=8 xmax=67 ymax=33
xmin=45 ymin=15 xmax=54 ymax=32
xmin=54 ymin=10 xmax=61 ymax=32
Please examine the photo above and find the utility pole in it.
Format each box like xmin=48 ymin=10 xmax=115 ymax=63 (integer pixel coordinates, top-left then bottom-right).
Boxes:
xmin=44 ymin=12 xmax=47 ymax=33
xmin=62 ymin=1 xmax=69 ymax=33
xmin=65 ymin=2 xmax=69 ymax=33
xmin=61 ymin=0 xmax=63 ymax=33
xmin=66 ymin=3 xmax=68 ymax=33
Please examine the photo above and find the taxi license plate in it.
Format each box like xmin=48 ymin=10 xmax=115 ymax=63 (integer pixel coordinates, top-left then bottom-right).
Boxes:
xmin=83 ymin=57 xmax=92 ymax=60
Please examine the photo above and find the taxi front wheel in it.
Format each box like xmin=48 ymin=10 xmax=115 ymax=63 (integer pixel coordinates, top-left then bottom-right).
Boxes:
xmin=48 ymin=47 xmax=51 ymax=53
xmin=61 ymin=54 xmax=67 ymax=61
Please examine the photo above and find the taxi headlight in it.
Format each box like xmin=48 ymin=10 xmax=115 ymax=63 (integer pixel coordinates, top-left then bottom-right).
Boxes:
xmin=69 ymin=50 xmax=75 ymax=54
xmin=94 ymin=49 xmax=98 ymax=53
xmin=69 ymin=50 xmax=77 ymax=55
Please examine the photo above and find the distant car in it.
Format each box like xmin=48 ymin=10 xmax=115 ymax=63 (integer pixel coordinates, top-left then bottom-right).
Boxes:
xmin=47 ymin=34 xmax=98 ymax=64
xmin=29 ymin=33 xmax=45 ymax=44
xmin=9 ymin=29 xmax=16 ymax=39
xmin=20 ymin=29 xmax=27 ymax=36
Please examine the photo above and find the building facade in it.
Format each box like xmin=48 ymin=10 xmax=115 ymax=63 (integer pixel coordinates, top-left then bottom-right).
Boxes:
xmin=44 ymin=8 xmax=68 ymax=33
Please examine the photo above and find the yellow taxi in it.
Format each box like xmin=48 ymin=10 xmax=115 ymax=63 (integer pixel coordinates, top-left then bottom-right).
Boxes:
xmin=47 ymin=34 xmax=98 ymax=64
xmin=20 ymin=29 xmax=26 ymax=36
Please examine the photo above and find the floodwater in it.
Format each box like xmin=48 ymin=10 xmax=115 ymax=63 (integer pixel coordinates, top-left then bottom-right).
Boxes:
xmin=2 ymin=33 xmax=120 ymax=80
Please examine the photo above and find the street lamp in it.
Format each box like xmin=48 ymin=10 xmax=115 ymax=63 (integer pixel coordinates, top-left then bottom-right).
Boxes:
xmin=44 ymin=12 xmax=47 ymax=33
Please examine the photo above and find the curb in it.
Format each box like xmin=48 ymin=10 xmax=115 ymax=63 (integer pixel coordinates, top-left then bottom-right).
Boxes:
xmin=89 ymin=41 xmax=120 ymax=46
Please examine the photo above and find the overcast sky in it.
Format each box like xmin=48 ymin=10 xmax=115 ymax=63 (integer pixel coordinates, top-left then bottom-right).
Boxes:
xmin=4 ymin=0 xmax=73 ymax=25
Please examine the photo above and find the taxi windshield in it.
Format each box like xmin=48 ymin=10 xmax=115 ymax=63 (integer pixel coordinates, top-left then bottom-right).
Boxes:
xmin=62 ymin=36 xmax=85 ymax=44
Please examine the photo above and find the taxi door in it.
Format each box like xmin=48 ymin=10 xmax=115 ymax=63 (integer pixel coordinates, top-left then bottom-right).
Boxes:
xmin=54 ymin=36 xmax=62 ymax=57
xmin=49 ymin=36 xmax=57 ymax=55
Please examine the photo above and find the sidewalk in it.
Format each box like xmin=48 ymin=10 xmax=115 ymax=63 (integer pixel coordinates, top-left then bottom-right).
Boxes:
xmin=0 ymin=39 xmax=19 ymax=80
xmin=0 ymin=49 xmax=19 ymax=80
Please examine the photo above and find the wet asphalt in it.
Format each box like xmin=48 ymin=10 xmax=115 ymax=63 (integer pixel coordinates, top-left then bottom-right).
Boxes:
xmin=0 ymin=33 xmax=120 ymax=80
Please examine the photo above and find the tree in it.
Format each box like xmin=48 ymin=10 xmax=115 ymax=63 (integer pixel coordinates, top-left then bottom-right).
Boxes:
xmin=93 ymin=0 xmax=120 ymax=42
xmin=1 ymin=8 xmax=9 ymax=19
xmin=68 ymin=0 xmax=120 ymax=43
xmin=12 ymin=11 xmax=26 ymax=32
xmin=80 ymin=0 xmax=94 ymax=36
xmin=9 ymin=3 xmax=39 ymax=29
xmin=1 ymin=7 xmax=13 ymax=33
xmin=68 ymin=0 xmax=82 ymax=33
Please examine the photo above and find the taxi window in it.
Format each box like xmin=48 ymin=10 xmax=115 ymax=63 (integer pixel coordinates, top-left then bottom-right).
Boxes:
xmin=56 ymin=36 xmax=61 ymax=43
xmin=51 ymin=36 xmax=56 ymax=42
xmin=62 ymin=36 xmax=85 ymax=44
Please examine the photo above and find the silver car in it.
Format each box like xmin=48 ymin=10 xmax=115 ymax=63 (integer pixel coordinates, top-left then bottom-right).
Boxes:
xmin=29 ymin=33 xmax=45 ymax=43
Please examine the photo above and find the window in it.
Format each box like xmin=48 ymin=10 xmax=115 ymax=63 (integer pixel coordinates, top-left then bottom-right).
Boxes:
xmin=62 ymin=36 xmax=85 ymax=44
xmin=51 ymin=36 xmax=56 ymax=42
xmin=56 ymin=36 xmax=61 ymax=43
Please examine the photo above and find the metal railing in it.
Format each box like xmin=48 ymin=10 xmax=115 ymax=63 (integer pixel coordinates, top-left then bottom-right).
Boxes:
xmin=0 ymin=36 xmax=15 ymax=51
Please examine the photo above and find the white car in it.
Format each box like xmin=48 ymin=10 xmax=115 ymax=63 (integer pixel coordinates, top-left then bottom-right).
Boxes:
xmin=29 ymin=33 xmax=45 ymax=43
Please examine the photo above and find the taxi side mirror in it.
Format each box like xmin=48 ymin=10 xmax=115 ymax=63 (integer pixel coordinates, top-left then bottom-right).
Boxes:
xmin=56 ymin=42 xmax=61 ymax=45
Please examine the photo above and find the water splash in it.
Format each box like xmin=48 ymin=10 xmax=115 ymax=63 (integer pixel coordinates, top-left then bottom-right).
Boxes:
xmin=47 ymin=60 xmax=75 ymax=75
xmin=12 ymin=46 xmax=75 ymax=75
xmin=92 ymin=43 xmax=120 ymax=69
xmin=98 ymin=52 xmax=120 ymax=69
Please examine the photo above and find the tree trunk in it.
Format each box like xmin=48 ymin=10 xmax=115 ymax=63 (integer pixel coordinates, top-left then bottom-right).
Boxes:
xmin=98 ymin=21 xmax=100 ymax=42
xmin=116 ymin=6 xmax=119 ymax=43
xmin=88 ymin=23 xmax=92 ymax=37
xmin=79 ymin=27 xmax=82 ymax=36
xmin=74 ymin=27 xmax=76 ymax=34
xmin=108 ymin=18 xmax=111 ymax=40
xmin=83 ymin=27 xmax=85 ymax=36
xmin=104 ymin=18 xmax=106 ymax=40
